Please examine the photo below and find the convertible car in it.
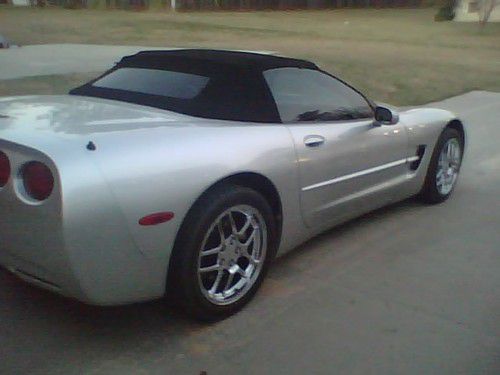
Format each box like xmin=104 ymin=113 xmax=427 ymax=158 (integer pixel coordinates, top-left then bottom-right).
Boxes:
xmin=0 ymin=49 xmax=465 ymax=320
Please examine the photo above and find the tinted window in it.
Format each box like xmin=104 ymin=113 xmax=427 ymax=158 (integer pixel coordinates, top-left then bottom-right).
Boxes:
xmin=70 ymin=64 xmax=280 ymax=123
xmin=92 ymin=68 xmax=210 ymax=99
xmin=264 ymin=68 xmax=373 ymax=123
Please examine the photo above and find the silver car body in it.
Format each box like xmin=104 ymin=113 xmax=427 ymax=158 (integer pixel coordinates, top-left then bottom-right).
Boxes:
xmin=0 ymin=94 xmax=463 ymax=305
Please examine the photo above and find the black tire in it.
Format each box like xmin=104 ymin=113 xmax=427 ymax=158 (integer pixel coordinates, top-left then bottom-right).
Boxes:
xmin=419 ymin=127 xmax=463 ymax=204
xmin=167 ymin=184 xmax=278 ymax=322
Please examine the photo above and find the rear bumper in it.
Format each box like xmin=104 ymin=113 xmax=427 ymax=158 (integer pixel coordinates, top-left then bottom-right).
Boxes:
xmin=0 ymin=141 xmax=165 ymax=305
xmin=2 ymin=254 xmax=66 ymax=294
xmin=0 ymin=230 xmax=164 ymax=305
xmin=0 ymin=246 xmax=92 ymax=303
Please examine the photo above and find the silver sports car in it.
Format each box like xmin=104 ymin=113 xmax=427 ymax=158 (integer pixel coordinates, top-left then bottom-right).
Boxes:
xmin=0 ymin=49 xmax=465 ymax=320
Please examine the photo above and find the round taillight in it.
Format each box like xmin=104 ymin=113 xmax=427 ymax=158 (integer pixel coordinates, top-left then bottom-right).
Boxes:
xmin=22 ymin=161 xmax=54 ymax=201
xmin=0 ymin=151 xmax=10 ymax=187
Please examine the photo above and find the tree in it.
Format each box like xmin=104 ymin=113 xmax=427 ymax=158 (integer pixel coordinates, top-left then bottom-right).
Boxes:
xmin=478 ymin=0 xmax=500 ymax=26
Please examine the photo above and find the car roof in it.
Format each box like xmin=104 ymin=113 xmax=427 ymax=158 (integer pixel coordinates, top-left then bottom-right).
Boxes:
xmin=119 ymin=49 xmax=318 ymax=71
xmin=70 ymin=49 xmax=324 ymax=123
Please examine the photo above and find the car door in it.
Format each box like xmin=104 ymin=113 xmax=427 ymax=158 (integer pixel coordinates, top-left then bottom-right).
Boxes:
xmin=264 ymin=68 xmax=410 ymax=228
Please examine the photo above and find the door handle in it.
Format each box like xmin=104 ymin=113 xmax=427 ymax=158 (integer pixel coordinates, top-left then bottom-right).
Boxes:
xmin=304 ymin=135 xmax=325 ymax=147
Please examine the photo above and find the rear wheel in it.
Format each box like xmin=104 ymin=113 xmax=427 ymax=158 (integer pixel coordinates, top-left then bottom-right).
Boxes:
xmin=168 ymin=185 xmax=277 ymax=321
xmin=420 ymin=128 xmax=463 ymax=204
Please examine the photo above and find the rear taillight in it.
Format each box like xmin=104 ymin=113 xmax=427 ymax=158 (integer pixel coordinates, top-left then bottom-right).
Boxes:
xmin=0 ymin=151 xmax=10 ymax=187
xmin=22 ymin=161 xmax=54 ymax=201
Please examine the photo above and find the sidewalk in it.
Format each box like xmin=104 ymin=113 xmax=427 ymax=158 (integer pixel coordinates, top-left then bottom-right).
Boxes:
xmin=0 ymin=44 xmax=171 ymax=80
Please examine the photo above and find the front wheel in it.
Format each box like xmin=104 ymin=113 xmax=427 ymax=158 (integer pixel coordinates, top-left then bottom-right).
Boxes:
xmin=420 ymin=127 xmax=463 ymax=204
xmin=168 ymin=185 xmax=277 ymax=321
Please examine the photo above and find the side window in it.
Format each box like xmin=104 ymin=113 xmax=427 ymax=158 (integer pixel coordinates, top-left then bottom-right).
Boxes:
xmin=264 ymin=68 xmax=373 ymax=123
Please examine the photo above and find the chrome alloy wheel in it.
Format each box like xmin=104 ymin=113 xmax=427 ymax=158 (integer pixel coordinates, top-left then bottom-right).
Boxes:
xmin=197 ymin=205 xmax=267 ymax=306
xmin=436 ymin=137 xmax=461 ymax=196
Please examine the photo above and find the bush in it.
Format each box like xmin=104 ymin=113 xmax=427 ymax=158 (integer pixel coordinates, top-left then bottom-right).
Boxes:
xmin=435 ymin=0 xmax=456 ymax=21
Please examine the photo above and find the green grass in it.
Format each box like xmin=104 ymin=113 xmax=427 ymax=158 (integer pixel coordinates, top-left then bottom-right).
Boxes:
xmin=0 ymin=6 xmax=499 ymax=105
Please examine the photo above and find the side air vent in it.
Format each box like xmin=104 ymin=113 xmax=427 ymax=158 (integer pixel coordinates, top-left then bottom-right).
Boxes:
xmin=410 ymin=145 xmax=426 ymax=171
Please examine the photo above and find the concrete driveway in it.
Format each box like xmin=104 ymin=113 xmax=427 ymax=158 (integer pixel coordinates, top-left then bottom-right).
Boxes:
xmin=0 ymin=44 xmax=274 ymax=80
xmin=0 ymin=44 xmax=171 ymax=80
xmin=0 ymin=91 xmax=499 ymax=375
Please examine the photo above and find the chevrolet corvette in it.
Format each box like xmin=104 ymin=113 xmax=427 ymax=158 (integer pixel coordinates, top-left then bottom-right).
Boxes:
xmin=0 ymin=49 xmax=465 ymax=320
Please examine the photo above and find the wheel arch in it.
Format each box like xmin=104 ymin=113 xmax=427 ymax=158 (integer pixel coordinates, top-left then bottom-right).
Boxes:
xmin=166 ymin=171 xmax=283 ymax=294
xmin=217 ymin=172 xmax=283 ymax=231
xmin=446 ymin=119 xmax=466 ymax=148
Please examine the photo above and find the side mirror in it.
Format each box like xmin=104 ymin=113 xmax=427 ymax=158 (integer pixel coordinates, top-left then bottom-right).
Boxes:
xmin=374 ymin=106 xmax=399 ymax=125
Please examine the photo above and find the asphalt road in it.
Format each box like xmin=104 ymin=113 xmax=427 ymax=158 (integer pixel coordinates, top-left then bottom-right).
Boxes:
xmin=0 ymin=91 xmax=499 ymax=375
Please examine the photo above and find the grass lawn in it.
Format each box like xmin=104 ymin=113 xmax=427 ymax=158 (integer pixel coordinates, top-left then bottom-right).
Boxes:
xmin=0 ymin=6 xmax=499 ymax=105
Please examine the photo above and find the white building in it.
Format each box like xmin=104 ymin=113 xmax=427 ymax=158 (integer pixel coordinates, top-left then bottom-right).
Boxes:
xmin=454 ymin=0 xmax=500 ymax=21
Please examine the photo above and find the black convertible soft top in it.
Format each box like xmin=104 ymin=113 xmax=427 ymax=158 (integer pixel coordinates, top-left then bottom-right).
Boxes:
xmin=119 ymin=49 xmax=318 ymax=71
xmin=70 ymin=49 xmax=319 ymax=123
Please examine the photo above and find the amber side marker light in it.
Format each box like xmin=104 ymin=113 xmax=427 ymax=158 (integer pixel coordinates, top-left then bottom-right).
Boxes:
xmin=0 ymin=151 xmax=10 ymax=187
xmin=22 ymin=161 xmax=54 ymax=201
xmin=139 ymin=212 xmax=175 ymax=226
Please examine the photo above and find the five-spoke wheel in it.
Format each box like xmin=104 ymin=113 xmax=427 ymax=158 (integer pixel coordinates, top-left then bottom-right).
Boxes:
xmin=420 ymin=127 xmax=463 ymax=203
xmin=436 ymin=138 xmax=461 ymax=196
xmin=198 ymin=205 xmax=267 ymax=305
xmin=168 ymin=185 xmax=276 ymax=321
